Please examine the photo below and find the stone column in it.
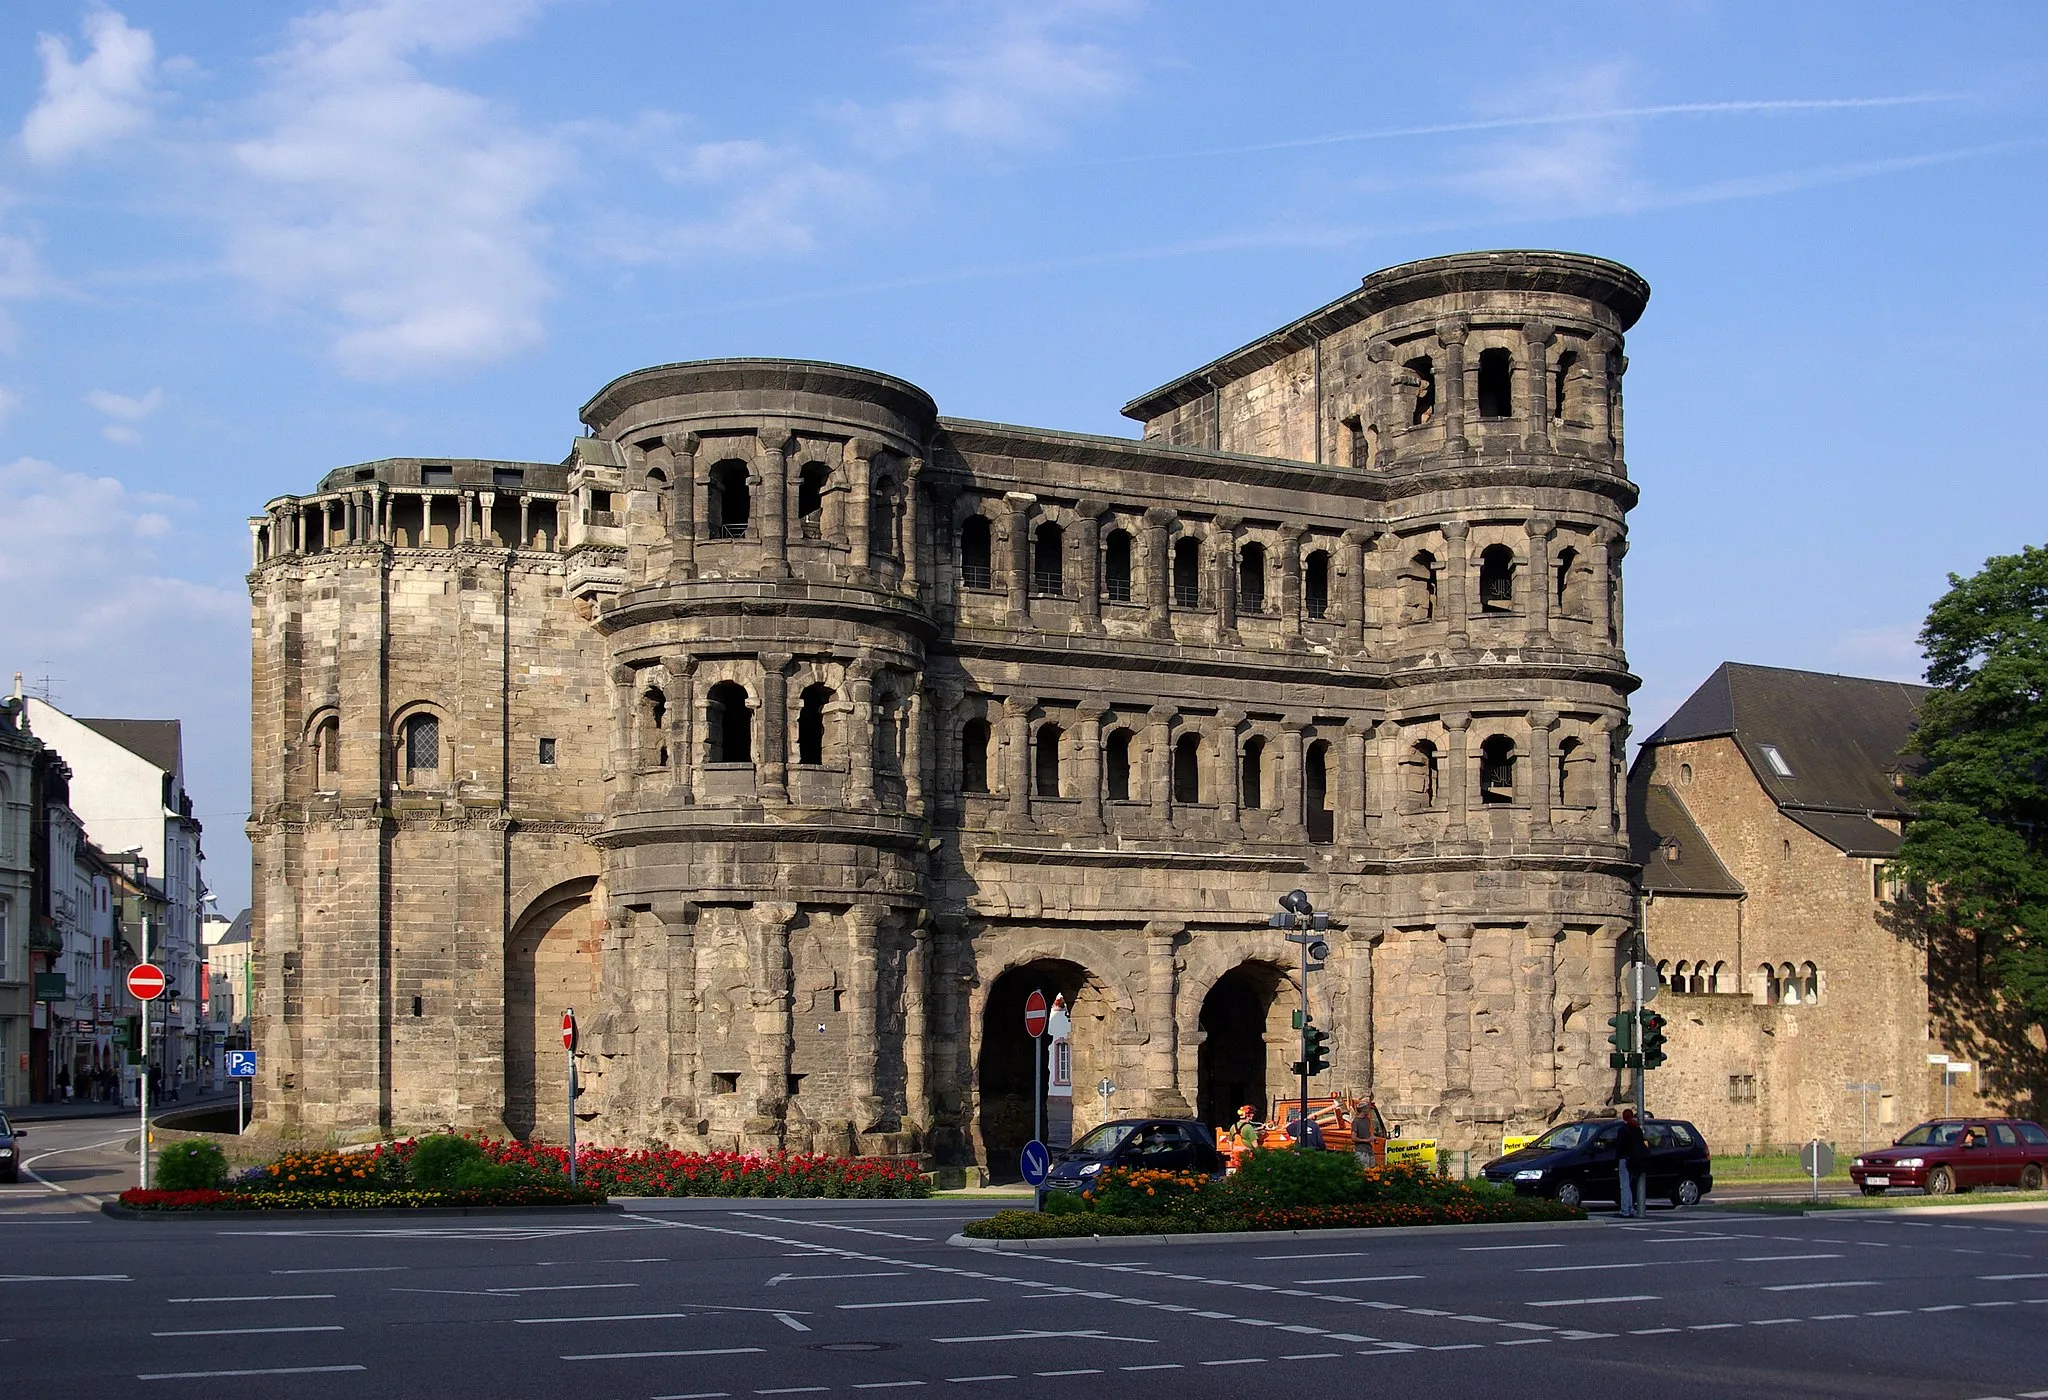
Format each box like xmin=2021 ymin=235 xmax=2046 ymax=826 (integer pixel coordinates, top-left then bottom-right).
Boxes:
xmin=666 ymin=430 xmax=698 ymax=579
xmin=661 ymin=903 xmax=701 ymax=1137
xmin=1147 ymin=705 xmax=1174 ymax=824
xmin=1521 ymin=920 xmax=1560 ymax=1100
xmin=1341 ymin=528 xmax=1371 ymax=652
xmin=459 ymin=491 xmax=474 ymax=545
xmin=1278 ymin=523 xmax=1304 ymax=645
xmin=1343 ymin=719 xmax=1373 ymax=843
xmin=1522 ymin=320 xmax=1555 ymax=450
xmin=759 ymin=652 xmax=792 ymax=801
xmin=475 ymin=490 xmax=494 ymax=549
xmin=1074 ymin=499 xmax=1105 ymax=634
xmin=1278 ymin=721 xmax=1306 ymax=841
xmin=1611 ymin=347 xmax=1629 ymax=459
xmin=1441 ymin=921 xmax=1473 ymax=1101
xmin=1590 ymin=532 xmax=1614 ymax=645
xmin=1525 ymin=516 xmax=1554 ymax=636
xmin=1609 ymin=533 xmax=1627 ymax=646
xmin=847 ymin=906 xmax=886 ymax=1132
xmin=1347 ymin=926 xmax=1375 ymax=1099
xmin=606 ymin=664 xmax=634 ymax=786
xmin=664 ymin=656 xmax=696 ymax=801
xmin=902 ymin=457 xmax=925 ymax=597
xmin=847 ymin=440 xmax=874 ymax=575
xmin=758 ymin=428 xmax=792 ymax=579
xmin=1436 ymin=317 xmax=1469 ymax=452
xmin=1211 ymin=514 xmax=1240 ymax=638
xmin=932 ymin=685 xmax=963 ymax=822
xmin=1145 ymin=922 xmax=1190 ymax=1115
xmin=1214 ymin=708 xmax=1243 ymax=826
xmin=1004 ymin=493 xmax=1034 ymax=626
xmin=902 ymin=919 xmax=932 ymax=1128
xmin=1587 ymin=333 xmax=1618 ymax=459
xmin=745 ymin=902 xmax=799 ymax=1147
xmin=1075 ymin=698 xmax=1108 ymax=835
xmin=904 ymin=686 xmax=927 ymax=817
xmin=1444 ymin=710 xmax=1471 ymax=835
xmin=1442 ymin=519 xmax=1470 ymax=646
xmin=846 ymin=659 xmax=875 ymax=809
xmin=1591 ymin=922 xmax=1625 ymax=1104
xmin=1600 ymin=721 xmax=1624 ymax=836
xmin=1528 ymin=709 xmax=1556 ymax=829
xmin=372 ymin=485 xmax=388 ymax=544
xmin=1142 ymin=507 xmax=1173 ymax=639
xmin=1002 ymin=694 xmax=1034 ymax=830
xmin=929 ymin=481 xmax=961 ymax=624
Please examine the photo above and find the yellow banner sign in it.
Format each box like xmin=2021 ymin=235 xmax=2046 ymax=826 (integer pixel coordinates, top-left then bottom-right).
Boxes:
xmin=1501 ymin=1134 xmax=1537 ymax=1155
xmin=1385 ymin=1138 xmax=1438 ymax=1168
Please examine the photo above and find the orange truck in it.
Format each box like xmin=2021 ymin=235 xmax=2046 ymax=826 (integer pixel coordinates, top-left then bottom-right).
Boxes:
xmin=1222 ymin=1096 xmax=1389 ymax=1169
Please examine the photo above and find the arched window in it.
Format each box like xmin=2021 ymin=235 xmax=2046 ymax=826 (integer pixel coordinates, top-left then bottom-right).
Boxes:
xmin=1673 ymin=960 xmax=1692 ymax=996
xmin=1479 ymin=544 xmax=1515 ymax=613
xmin=705 ymin=681 xmax=751 ymax=764
xmin=1476 ymin=347 xmax=1513 ymax=419
xmin=1554 ymin=546 xmax=1578 ymax=615
xmin=1405 ymin=550 xmax=1439 ymax=622
xmin=1305 ymin=739 xmax=1333 ymax=845
xmin=1172 ymin=537 xmax=1201 ymax=607
xmin=1241 ymin=736 xmax=1266 ymax=810
xmin=1341 ymin=414 xmax=1375 ymax=469
xmin=960 ymin=718 xmax=991 ymax=794
xmin=1480 ymin=735 xmax=1516 ymax=804
xmin=1779 ymin=961 xmax=1801 ymax=1006
xmin=797 ymin=462 xmax=830 ymax=539
xmin=1305 ymin=550 xmax=1331 ymax=620
xmin=642 ymin=687 xmax=669 ymax=769
xmin=1403 ymin=356 xmax=1435 ymax=425
xmin=1555 ymin=736 xmax=1582 ymax=807
xmin=1712 ymin=960 xmax=1729 ymax=994
xmin=311 ymin=715 xmax=340 ymax=788
xmin=1172 ymin=732 xmax=1202 ymax=804
xmin=1656 ymin=959 xmax=1671 ymax=992
xmin=401 ymin=712 xmax=440 ymax=783
xmin=709 ymin=460 xmax=751 ymax=538
xmin=1553 ymin=350 xmax=1579 ymax=420
xmin=1408 ymin=739 xmax=1440 ymax=808
xmin=797 ymin=683 xmax=834 ymax=766
xmin=960 ymin=515 xmax=993 ymax=589
xmin=1104 ymin=530 xmax=1133 ymax=602
xmin=1760 ymin=963 xmax=1780 ymax=1005
xmin=1032 ymin=522 xmax=1064 ymax=596
xmin=1238 ymin=542 xmax=1267 ymax=613
xmin=871 ymin=475 xmax=900 ymax=558
xmin=1035 ymin=723 xmax=1063 ymax=798
xmin=1800 ymin=961 xmax=1820 ymax=1004
xmin=1105 ymin=728 xmax=1133 ymax=801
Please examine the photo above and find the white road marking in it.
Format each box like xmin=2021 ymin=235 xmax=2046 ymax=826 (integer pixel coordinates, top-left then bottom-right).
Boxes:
xmin=1294 ymin=1274 xmax=1423 ymax=1284
xmin=1256 ymin=1251 xmax=1369 ymax=1260
xmin=1690 ymin=1323 xmax=1742 ymax=1330
xmin=564 ymin=1347 xmax=765 ymax=1361
xmin=1523 ymin=1260 xmax=1713 ymax=1274
xmin=1281 ymin=1353 xmax=1340 ymax=1360
xmin=23 ymin=1131 xmax=133 ymax=1193
xmin=1201 ymin=1358 xmax=1267 ymax=1366
xmin=1750 ymin=1318 xmax=1801 ymax=1326
xmin=273 ymin=1266 xmax=406 ymax=1275
xmin=520 ymin=1311 xmax=696 ymax=1324
xmin=654 ymin=1392 xmax=730 ymax=1399
xmin=151 ymin=1325 xmax=345 ymax=1337
xmin=1737 ymin=1254 xmax=1842 ymax=1262
xmin=1527 ymin=1295 xmax=1658 ymax=1308
xmin=140 ymin=1365 xmax=366 ymax=1381
xmin=1809 ymin=1313 xmax=1861 ymax=1319
xmin=775 ymin=1314 xmax=811 ymax=1332
xmin=768 ymin=1271 xmax=907 ymax=1286
xmin=936 ymin=1329 xmax=1155 ymax=1345
xmin=1461 ymin=1243 xmax=1566 ymax=1251
xmin=737 ymin=1214 xmax=931 ymax=1241
xmin=945 ymin=1376 xmax=1016 ymax=1383
xmin=487 ymin=1283 xmax=639 ymax=1293
xmin=1762 ymin=1281 xmax=1879 ymax=1292
xmin=1036 ymin=1369 xmax=1102 ymax=1376
xmin=840 ymin=1298 xmax=988 ymax=1310
xmin=0 ymin=1273 xmax=129 ymax=1282
xmin=758 ymin=1387 xmax=829 ymax=1394
xmin=853 ymin=1384 xmax=927 ymax=1390
xmin=537 ymin=1256 xmax=668 ymax=1266
xmin=1499 ymin=1338 xmax=1553 ymax=1346
xmin=167 ymin=1294 xmax=334 ymax=1302
xmin=1630 ymin=1328 xmax=1681 ymax=1335
xmin=1982 ymin=1273 xmax=2048 ymax=1281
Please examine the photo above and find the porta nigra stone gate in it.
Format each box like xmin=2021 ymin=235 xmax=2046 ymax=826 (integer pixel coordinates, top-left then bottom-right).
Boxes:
xmin=247 ymin=250 xmax=1648 ymax=1165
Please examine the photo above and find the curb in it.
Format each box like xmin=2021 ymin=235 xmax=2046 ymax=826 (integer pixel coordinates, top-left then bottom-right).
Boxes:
xmin=950 ymin=1215 xmax=1596 ymax=1251
xmin=101 ymin=1201 xmax=623 ymax=1221
xmin=1802 ymin=1199 xmax=2048 ymax=1218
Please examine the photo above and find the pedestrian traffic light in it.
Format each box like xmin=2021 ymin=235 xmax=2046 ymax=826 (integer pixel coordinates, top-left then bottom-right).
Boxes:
xmin=1303 ymin=1025 xmax=1332 ymax=1077
xmin=1640 ymin=1011 xmax=1668 ymax=1070
xmin=1607 ymin=1012 xmax=1636 ymax=1069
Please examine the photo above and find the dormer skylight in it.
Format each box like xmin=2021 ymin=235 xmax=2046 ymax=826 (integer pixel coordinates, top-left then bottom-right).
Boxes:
xmin=1759 ymin=744 xmax=1794 ymax=779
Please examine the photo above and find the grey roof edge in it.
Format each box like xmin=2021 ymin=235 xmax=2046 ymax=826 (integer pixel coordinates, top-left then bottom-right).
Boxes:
xmin=1628 ymin=783 xmax=1745 ymax=897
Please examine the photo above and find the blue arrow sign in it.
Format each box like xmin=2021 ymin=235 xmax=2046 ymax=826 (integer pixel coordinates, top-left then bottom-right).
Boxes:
xmin=1020 ymin=1139 xmax=1051 ymax=1187
xmin=226 ymin=1051 xmax=257 ymax=1079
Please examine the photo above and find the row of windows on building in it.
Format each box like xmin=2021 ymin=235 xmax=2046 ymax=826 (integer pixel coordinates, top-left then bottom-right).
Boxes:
xmin=1655 ymin=958 xmax=1822 ymax=1006
xmin=304 ymin=712 xmax=559 ymax=790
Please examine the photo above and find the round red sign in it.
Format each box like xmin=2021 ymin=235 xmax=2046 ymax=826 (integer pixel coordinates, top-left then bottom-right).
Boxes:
xmin=1023 ymin=990 xmax=1049 ymax=1038
xmin=126 ymin=963 xmax=167 ymax=1001
xmin=561 ymin=1008 xmax=577 ymax=1051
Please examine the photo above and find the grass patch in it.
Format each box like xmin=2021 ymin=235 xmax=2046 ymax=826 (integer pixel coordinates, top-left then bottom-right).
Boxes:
xmin=1713 ymin=1189 xmax=2048 ymax=1213
xmin=1712 ymin=1153 xmax=1850 ymax=1183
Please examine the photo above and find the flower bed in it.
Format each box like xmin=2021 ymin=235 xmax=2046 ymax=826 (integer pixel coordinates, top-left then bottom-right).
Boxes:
xmin=117 ymin=1182 xmax=602 ymax=1212
xmin=960 ymin=1153 xmax=1583 ymax=1240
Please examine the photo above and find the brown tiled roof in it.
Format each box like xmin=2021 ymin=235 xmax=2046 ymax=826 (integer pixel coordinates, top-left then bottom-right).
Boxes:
xmin=1628 ymin=784 xmax=1744 ymax=896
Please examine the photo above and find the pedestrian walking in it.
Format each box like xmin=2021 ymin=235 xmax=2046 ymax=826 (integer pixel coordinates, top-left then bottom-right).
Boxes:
xmin=1616 ymin=1108 xmax=1650 ymax=1217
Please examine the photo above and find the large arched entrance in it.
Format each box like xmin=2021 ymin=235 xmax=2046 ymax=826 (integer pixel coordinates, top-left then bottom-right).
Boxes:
xmin=979 ymin=958 xmax=1117 ymax=1179
xmin=1196 ymin=961 xmax=1289 ymax=1130
xmin=505 ymin=879 xmax=599 ymax=1142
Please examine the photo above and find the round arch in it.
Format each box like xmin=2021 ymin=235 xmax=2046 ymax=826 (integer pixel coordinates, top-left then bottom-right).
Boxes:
xmin=504 ymin=876 xmax=600 ymax=1142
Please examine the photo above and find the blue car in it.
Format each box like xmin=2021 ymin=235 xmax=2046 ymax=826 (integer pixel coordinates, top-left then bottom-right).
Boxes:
xmin=1041 ymin=1118 xmax=1223 ymax=1194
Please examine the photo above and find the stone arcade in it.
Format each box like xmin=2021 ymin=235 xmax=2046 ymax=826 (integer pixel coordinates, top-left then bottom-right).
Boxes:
xmin=246 ymin=250 xmax=1647 ymax=1165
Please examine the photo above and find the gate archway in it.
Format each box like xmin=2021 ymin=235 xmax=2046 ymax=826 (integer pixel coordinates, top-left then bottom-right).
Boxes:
xmin=504 ymin=878 xmax=599 ymax=1141
xmin=1196 ymin=961 xmax=1289 ymax=1129
xmin=978 ymin=958 xmax=1117 ymax=1178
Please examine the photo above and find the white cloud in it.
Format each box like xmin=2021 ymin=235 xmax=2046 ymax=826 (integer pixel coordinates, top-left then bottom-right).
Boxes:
xmin=838 ymin=0 xmax=1136 ymax=158
xmin=20 ymin=8 xmax=157 ymax=166
xmin=85 ymin=385 xmax=162 ymax=445
xmin=225 ymin=0 xmax=562 ymax=378
xmin=1449 ymin=65 xmax=1644 ymax=214
xmin=0 ymin=388 xmax=19 ymax=428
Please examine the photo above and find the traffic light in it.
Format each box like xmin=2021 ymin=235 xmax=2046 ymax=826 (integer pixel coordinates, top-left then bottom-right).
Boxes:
xmin=1640 ymin=1011 xmax=1668 ymax=1070
xmin=1303 ymin=1024 xmax=1332 ymax=1077
xmin=1607 ymin=1012 xmax=1637 ymax=1069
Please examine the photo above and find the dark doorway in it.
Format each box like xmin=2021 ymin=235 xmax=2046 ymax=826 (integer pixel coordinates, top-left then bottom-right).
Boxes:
xmin=979 ymin=960 xmax=1089 ymax=1178
xmin=1197 ymin=962 xmax=1286 ymax=1129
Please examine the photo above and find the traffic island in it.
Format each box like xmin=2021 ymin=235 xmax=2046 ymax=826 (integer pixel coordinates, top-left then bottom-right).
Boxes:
xmin=106 ymin=1186 xmax=613 ymax=1218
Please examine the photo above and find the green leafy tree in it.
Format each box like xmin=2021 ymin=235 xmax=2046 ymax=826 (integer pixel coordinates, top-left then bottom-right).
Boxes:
xmin=1896 ymin=543 xmax=2048 ymax=1019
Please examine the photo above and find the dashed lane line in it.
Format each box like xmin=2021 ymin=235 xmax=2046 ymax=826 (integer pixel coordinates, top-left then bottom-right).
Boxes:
xmin=563 ymin=1347 xmax=766 ymax=1362
xmin=150 ymin=1325 xmax=344 ymax=1337
xmin=838 ymin=1298 xmax=988 ymax=1310
xmin=1294 ymin=1274 xmax=1424 ymax=1284
xmin=1761 ymin=1281 xmax=1880 ymax=1292
xmin=1526 ymin=1295 xmax=1658 ymax=1308
xmin=139 ymin=1365 xmax=366 ymax=1381
xmin=166 ymin=1294 xmax=334 ymax=1303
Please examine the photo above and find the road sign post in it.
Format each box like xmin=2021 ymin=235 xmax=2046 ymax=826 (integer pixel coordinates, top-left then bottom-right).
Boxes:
xmin=1023 ymin=991 xmax=1048 ymax=1209
xmin=126 ymin=963 xmax=166 ymax=1189
xmin=1800 ymin=1139 xmax=1836 ymax=1203
xmin=562 ymin=1009 xmax=578 ymax=1187
xmin=226 ymin=1050 xmax=257 ymax=1137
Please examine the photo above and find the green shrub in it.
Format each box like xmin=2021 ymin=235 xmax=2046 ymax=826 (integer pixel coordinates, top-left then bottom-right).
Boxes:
xmin=154 ymin=1139 xmax=228 ymax=1191
xmin=1042 ymin=1189 xmax=1087 ymax=1215
xmin=1083 ymin=1167 xmax=1212 ymax=1218
xmin=1219 ymin=1148 xmax=1371 ymax=1209
xmin=408 ymin=1134 xmax=487 ymax=1190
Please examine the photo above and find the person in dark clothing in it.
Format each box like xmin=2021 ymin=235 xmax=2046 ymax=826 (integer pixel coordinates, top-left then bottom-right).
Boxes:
xmin=1615 ymin=1108 xmax=1651 ymax=1217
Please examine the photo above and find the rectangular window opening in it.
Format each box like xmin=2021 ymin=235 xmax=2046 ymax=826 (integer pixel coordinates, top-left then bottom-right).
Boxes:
xmin=786 ymin=1073 xmax=806 ymax=1099
xmin=713 ymin=1072 xmax=740 ymax=1095
xmin=1758 ymin=744 xmax=1794 ymax=779
xmin=538 ymin=737 xmax=557 ymax=766
xmin=411 ymin=995 xmax=423 ymax=1018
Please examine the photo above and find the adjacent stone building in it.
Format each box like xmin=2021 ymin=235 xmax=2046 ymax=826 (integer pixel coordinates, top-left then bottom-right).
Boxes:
xmin=247 ymin=249 xmax=1648 ymax=1163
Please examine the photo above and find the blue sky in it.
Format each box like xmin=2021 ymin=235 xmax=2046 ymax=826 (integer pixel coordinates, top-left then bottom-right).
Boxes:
xmin=0 ymin=1 xmax=2042 ymax=912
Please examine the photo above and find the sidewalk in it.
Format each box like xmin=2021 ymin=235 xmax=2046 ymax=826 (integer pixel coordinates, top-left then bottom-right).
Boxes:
xmin=6 ymin=1086 xmax=240 ymax=1124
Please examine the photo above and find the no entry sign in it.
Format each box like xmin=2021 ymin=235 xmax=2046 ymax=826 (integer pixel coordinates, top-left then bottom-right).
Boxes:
xmin=561 ymin=1008 xmax=578 ymax=1052
xmin=126 ymin=963 xmax=167 ymax=1001
xmin=1023 ymin=990 xmax=1049 ymax=1039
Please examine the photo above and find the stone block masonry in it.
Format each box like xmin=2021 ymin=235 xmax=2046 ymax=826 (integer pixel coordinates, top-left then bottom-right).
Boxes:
xmin=246 ymin=251 xmax=1648 ymax=1165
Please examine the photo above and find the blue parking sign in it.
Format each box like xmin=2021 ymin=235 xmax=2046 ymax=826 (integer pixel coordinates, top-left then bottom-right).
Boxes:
xmin=226 ymin=1050 xmax=257 ymax=1079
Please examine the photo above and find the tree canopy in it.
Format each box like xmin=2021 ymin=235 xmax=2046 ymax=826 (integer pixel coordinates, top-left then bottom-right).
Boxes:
xmin=1896 ymin=543 xmax=2048 ymax=1020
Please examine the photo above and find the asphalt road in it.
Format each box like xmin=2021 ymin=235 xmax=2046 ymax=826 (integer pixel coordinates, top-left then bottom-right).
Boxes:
xmin=8 ymin=1189 xmax=2048 ymax=1399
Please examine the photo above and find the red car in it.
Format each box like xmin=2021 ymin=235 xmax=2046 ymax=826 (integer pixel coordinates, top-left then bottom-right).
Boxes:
xmin=1850 ymin=1118 xmax=2048 ymax=1196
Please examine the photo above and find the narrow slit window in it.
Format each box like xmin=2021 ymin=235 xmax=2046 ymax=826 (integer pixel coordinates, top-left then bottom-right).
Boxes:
xmin=1305 ymin=550 xmax=1330 ymax=620
xmin=1034 ymin=723 xmax=1063 ymax=797
xmin=1241 ymin=736 xmax=1266 ymax=810
xmin=1104 ymin=530 xmax=1133 ymax=602
xmin=1172 ymin=733 xmax=1202 ymax=804
xmin=960 ymin=718 xmax=991 ymax=794
xmin=1173 ymin=538 xmax=1202 ymax=608
xmin=960 ymin=516 xmax=993 ymax=590
xmin=1105 ymin=729 xmax=1133 ymax=802
xmin=1032 ymin=522 xmax=1065 ymax=596
xmin=1238 ymin=542 xmax=1267 ymax=613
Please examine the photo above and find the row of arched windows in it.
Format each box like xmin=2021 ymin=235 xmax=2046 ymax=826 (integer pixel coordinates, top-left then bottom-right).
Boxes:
xmin=1402 ymin=733 xmax=1596 ymax=810
xmin=1652 ymin=958 xmax=1822 ymax=1005
xmin=1396 ymin=343 xmax=1600 ymax=429
xmin=694 ymin=457 xmax=906 ymax=556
